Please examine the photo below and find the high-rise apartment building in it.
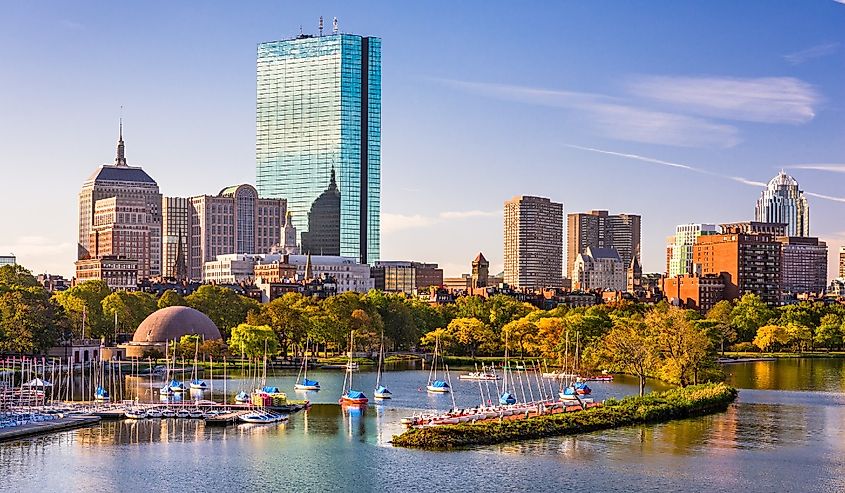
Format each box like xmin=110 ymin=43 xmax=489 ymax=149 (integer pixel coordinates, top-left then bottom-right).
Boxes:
xmin=839 ymin=246 xmax=845 ymax=279
xmin=778 ymin=237 xmax=827 ymax=295
xmin=187 ymin=184 xmax=286 ymax=280
xmin=755 ymin=171 xmax=810 ymax=237
xmin=693 ymin=222 xmax=783 ymax=306
xmin=504 ymin=195 xmax=564 ymax=290
xmin=78 ymin=125 xmax=162 ymax=278
xmin=256 ymin=27 xmax=381 ymax=264
xmin=666 ymin=223 xmax=718 ymax=277
xmin=567 ymin=210 xmax=640 ymax=279
xmin=162 ymin=196 xmax=189 ymax=280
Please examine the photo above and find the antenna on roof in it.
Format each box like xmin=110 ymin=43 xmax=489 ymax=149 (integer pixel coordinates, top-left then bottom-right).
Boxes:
xmin=333 ymin=17 xmax=338 ymax=34
xmin=319 ymin=16 xmax=323 ymax=36
xmin=299 ymin=25 xmax=303 ymax=36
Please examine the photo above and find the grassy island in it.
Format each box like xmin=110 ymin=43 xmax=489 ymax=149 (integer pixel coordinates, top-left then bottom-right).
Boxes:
xmin=391 ymin=383 xmax=737 ymax=450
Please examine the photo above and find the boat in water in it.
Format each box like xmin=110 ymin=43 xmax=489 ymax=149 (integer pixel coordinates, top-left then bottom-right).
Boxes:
xmin=294 ymin=340 xmax=320 ymax=391
xmin=426 ymin=335 xmax=451 ymax=394
xmin=239 ymin=411 xmax=288 ymax=424
xmin=189 ymin=379 xmax=208 ymax=390
xmin=560 ymin=381 xmax=592 ymax=397
xmin=373 ymin=332 xmax=392 ymax=399
xmin=458 ymin=370 xmax=500 ymax=381
xmin=124 ymin=408 xmax=147 ymax=419
xmin=339 ymin=331 xmax=368 ymax=405
xmin=426 ymin=380 xmax=450 ymax=393
xmin=94 ymin=386 xmax=110 ymax=402
xmin=374 ymin=385 xmax=392 ymax=399
xmin=147 ymin=409 xmax=163 ymax=419
xmin=235 ymin=390 xmax=250 ymax=404
xmin=168 ymin=379 xmax=186 ymax=392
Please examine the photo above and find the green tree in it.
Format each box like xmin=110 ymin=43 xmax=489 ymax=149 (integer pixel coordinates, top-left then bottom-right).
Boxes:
xmin=487 ymin=294 xmax=535 ymax=332
xmin=785 ymin=323 xmax=813 ymax=352
xmin=0 ymin=289 xmax=64 ymax=353
xmin=650 ymin=308 xmax=716 ymax=386
xmin=199 ymin=339 xmax=227 ymax=359
xmin=53 ymin=280 xmax=110 ymax=338
xmin=228 ymin=323 xmax=278 ymax=361
xmin=595 ymin=316 xmax=658 ymax=396
xmin=101 ymin=291 xmax=157 ymax=342
xmin=752 ymin=324 xmax=789 ymax=352
xmin=419 ymin=327 xmax=455 ymax=354
xmin=730 ymin=294 xmax=775 ymax=342
xmin=813 ymin=314 xmax=842 ymax=350
xmin=706 ymin=300 xmax=736 ymax=355
xmin=501 ymin=318 xmax=537 ymax=357
xmin=158 ymin=290 xmax=187 ymax=309
xmin=0 ymin=264 xmax=41 ymax=288
xmin=447 ymin=317 xmax=495 ymax=359
xmin=186 ymin=285 xmax=260 ymax=338
xmin=248 ymin=292 xmax=313 ymax=358
xmin=454 ymin=296 xmax=490 ymax=322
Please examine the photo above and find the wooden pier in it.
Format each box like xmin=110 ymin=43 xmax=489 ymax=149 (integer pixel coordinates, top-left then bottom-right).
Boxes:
xmin=0 ymin=415 xmax=101 ymax=442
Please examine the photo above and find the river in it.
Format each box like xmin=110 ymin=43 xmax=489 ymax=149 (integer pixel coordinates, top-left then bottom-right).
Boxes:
xmin=2 ymin=359 xmax=844 ymax=492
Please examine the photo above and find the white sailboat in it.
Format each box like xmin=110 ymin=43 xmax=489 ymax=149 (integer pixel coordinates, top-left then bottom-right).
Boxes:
xmin=294 ymin=339 xmax=320 ymax=391
xmin=373 ymin=332 xmax=392 ymax=399
xmin=426 ymin=335 xmax=450 ymax=393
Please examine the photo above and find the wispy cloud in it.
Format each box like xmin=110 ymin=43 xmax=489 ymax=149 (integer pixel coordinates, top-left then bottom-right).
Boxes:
xmin=382 ymin=210 xmax=501 ymax=233
xmin=784 ymin=42 xmax=840 ymax=65
xmin=787 ymin=163 xmax=845 ymax=173
xmin=628 ymin=76 xmax=821 ymax=124
xmin=568 ymin=143 xmax=845 ymax=203
xmin=440 ymin=79 xmax=740 ymax=148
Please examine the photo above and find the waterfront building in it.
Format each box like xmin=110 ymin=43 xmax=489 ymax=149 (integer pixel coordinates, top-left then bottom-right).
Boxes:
xmin=504 ymin=195 xmax=564 ymax=290
xmin=567 ymin=210 xmax=641 ymax=279
xmin=78 ymin=125 xmax=162 ymax=276
xmin=0 ymin=254 xmax=15 ymax=266
xmin=755 ymin=171 xmax=810 ymax=237
xmin=256 ymin=27 xmax=381 ymax=264
xmin=572 ymin=247 xmax=626 ymax=292
xmin=371 ymin=261 xmax=443 ymax=295
xmin=124 ymin=306 xmax=222 ymax=358
xmin=663 ymin=274 xmax=726 ymax=312
xmin=74 ymin=256 xmax=138 ymax=291
xmin=187 ymin=184 xmax=286 ymax=280
xmin=161 ymin=196 xmax=189 ymax=280
xmin=666 ymin=223 xmax=718 ymax=277
xmin=692 ymin=222 xmax=783 ymax=306
xmin=778 ymin=236 xmax=827 ymax=295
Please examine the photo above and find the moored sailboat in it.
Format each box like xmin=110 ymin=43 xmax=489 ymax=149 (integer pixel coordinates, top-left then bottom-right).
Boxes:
xmin=373 ymin=331 xmax=391 ymax=399
xmin=339 ymin=331 xmax=368 ymax=405
xmin=426 ymin=335 xmax=450 ymax=394
xmin=294 ymin=339 xmax=320 ymax=391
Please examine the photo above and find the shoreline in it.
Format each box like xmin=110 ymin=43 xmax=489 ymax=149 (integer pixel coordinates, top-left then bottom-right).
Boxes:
xmin=391 ymin=383 xmax=738 ymax=450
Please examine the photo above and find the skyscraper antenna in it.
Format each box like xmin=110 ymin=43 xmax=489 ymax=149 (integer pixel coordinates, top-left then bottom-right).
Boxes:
xmin=319 ymin=16 xmax=323 ymax=36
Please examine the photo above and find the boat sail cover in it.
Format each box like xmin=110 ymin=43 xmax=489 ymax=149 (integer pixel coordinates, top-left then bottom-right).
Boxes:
xmin=22 ymin=378 xmax=53 ymax=387
xmin=345 ymin=390 xmax=367 ymax=399
xmin=261 ymin=386 xmax=281 ymax=394
xmin=95 ymin=386 xmax=109 ymax=397
xmin=499 ymin=392 xmax=516 ymax=405
xmin=430 ymin=380 xmax=449 ymax=389
xmin=302 ymin=379 xmax=319 ymax=387
xmin=375 ymin=385 xmax=390 ymax=394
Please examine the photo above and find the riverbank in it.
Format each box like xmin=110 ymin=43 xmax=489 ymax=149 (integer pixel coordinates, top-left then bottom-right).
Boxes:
xmin=391 ymin=383 xmax=737 ymax=450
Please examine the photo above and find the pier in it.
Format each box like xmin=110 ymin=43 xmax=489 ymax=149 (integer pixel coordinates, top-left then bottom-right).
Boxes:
xmin=0 ymin=415 xmax=101 ymax=443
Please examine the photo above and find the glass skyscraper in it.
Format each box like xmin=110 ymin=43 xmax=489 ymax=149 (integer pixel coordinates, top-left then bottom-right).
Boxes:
xmin=256 ymin=31 xmax=381 ymax=264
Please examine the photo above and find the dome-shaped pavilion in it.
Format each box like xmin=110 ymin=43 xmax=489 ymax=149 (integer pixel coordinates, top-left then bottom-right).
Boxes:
xmin=132 ymin=306 xmax=222 ymax=343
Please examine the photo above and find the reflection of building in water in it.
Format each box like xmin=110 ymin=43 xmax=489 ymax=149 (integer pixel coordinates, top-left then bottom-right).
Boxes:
xmin=301 ymin=169 xmax=341 ymax=256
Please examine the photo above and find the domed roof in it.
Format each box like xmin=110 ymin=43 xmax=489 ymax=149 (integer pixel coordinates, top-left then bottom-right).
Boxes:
xmin=132 ymin=306 xmax=222 ymax=343
xmin=768 ymin=170 xmax=798 ymax=188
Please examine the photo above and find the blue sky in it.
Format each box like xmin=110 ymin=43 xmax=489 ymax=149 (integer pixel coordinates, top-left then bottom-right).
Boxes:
xmin=1 ymin=1 xmax=843 ymax=279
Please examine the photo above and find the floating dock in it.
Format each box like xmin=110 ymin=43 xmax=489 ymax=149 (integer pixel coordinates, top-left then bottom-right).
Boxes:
xmin=0 ymin=415 xmax=101 ymax=442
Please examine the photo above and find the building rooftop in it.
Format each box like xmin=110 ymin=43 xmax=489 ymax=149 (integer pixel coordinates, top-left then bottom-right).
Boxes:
xmin=132 ymin=306 xmax=222 ymax=343
xmin=86 ymin=164 xmax=157 ymax=185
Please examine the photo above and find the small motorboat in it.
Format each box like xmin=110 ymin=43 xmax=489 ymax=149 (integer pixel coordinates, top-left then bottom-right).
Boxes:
xmin=124 ymin=409 xmax=147 ymax=420
xmin=159 ymin=385 xmax=174 ymax=397
xmin=235 ymin=391 xmax=250 ymax=404
xmin=560 ymin=382 xmax=592 ymax=398
xmin=162 ymin=409 xmax=176 ymax=418
xmin=146 ymin=409 xmax=163 ymax=419
xmin=294 ymin=378 xmax=321 ymax=391
xmin=239 ymin=411 xmax=287 ymax=424
xmin=373 ymin=385 xmax=392 ymax=399
xmin=94 ymin=386 xmax=110 ymax=402
xmin=458 ymin=371 xmax=500 ymax=381
xmin=426 ymin=380 xmax=450 ymax=393
xmin=176 ymin=409 xmax=191 ymax=419
xmin=189 ymin=379 xmax=208 ymax=390
xmin=339 ymin=390 xmax=368 ymax=406
xmin=189 ymin=410 xmax=204 ymax=419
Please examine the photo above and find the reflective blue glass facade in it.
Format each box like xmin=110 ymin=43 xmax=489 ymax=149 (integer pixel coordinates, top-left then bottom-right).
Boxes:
xmin=256 ymin=33 xmax=380 ymax=263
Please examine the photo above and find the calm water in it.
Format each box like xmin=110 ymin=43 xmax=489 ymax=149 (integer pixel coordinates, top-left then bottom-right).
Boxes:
xmin=3 ymin=360 xmax=845 ymax=492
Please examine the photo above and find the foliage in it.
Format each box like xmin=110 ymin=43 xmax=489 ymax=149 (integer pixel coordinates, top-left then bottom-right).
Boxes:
xmin=227 ymin=323 xmax=278 ymax=360
xmin=447 ymin=317 xmax=496 ymax=359
xmin=594 ymin=316 xmax=658 ymax=396
xmin=706 ymin=300 xmax=736 ymax=355
xmin=157 ymin=290 xmax=187 ymax=309
xmin=101 ymin=291 xmax=157 ymax=341
xmin=392 ymin=383 xmax=738 ymax=449
xmin=186 ymin=285 xmax=260 ymax=338
xmin=753 ymin=324 xmax=790 ymax=352
xmin=53 ymin=280 xmax=110 ymax=338
xmin=730 ymin=294 xmax=775 ymax=342
xmin=0 ymin=265 xmax=65 ymax=353
xmin=813 ymin=314 xmax=843 ymax=350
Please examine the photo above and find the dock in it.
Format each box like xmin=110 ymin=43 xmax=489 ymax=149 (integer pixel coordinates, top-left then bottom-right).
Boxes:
xmin=204 ymin=410 xmax=251 ymax=426
xmin=0 ymin=415 xmax=101 ymax=442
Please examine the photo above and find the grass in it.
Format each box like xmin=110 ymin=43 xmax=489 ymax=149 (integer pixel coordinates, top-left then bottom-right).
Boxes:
xmin=391 ymin=382 xmax=738 ymax=450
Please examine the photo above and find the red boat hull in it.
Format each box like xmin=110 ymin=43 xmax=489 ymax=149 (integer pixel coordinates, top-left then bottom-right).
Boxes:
xmin=339 ymin=397 xmax=368 ymax=405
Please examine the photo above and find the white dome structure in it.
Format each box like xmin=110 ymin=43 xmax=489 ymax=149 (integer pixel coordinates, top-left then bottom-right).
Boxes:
xmin=755 ymin=170 xmax=809 ymax=237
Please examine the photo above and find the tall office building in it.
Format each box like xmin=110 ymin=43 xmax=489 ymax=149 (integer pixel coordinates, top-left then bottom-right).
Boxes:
xmin=88 ymin=196 xmax=152 ymax=278
xmin=778 ymin=236 xmax=827 ymax=295
xmin=839 ymin=246 xmax=845 ymax=279
xmin=78 ymin=124 xmax=162 ymax=277
xmin=162 ymin=197 xmax=189 ymax=280
xmin=755 ymin=171 xmax=810 ymax=237
xmin=256 ymin=24 xmax=381 ymax=264
xmin=567 ymin=210 xmax=641 ymax=279
xmin=188 ymin=184 xmax=286 ymax=280
xmin=503 ymin=195 xmax=564 ymax=290
xmin=666 ymin=223 xmax=718 ymax=277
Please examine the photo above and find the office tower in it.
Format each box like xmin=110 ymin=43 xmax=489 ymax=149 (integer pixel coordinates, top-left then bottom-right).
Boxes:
xmin=0 ymin=255 xmax=15 ymax=266
xmin=667 ymin=224 xmax=718 ymax=277
xmin=755 ymin=171 xmax=810 ymax=237
xmin=371 ymin=261 xmax=444 ymax=295
xmin=188 ymin=184 xmax=286 ymax=280
xmin=566 ymin=210 xmax=640 ymax=279
xmin=88 ymin=196 xmax=152 ymax=278
xmin=162 ymin=196 xmax=189 ymax=280
xmin=78 ymin=124 xmax=162 ymax=277
xmin=503 ymin=195 xmax=564 ymax=290
xmin=256 ymin=26 xmax=381 ymax=264
xmin=778 ymin=237 xmax=827 ymax=295
xmin=693 ymin=222 xmax=783 ymax=306
xmin=572 ymin=247 xmax=626 ymax=292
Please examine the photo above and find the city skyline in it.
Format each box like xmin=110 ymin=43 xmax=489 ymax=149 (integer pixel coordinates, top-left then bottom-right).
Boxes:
xmin=1 ymin=2 xmax=843 ymax=279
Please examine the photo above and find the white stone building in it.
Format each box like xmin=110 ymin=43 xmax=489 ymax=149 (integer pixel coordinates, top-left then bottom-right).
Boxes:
xmin=572 ymin=247 xmax=626 ymax=292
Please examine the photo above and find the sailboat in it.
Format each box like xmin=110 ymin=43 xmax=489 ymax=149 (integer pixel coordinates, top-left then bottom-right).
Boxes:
xmin=499 ymin=331 xmax=516 ymax=405
xmin=94 ymin=385 xmax=110 ymax=402
xmin=426 ymin=335 xmax=450 ymax=393
xmin=373 ymin=332 xmax=392 ymax=399
xmin=189 ymin=338 xmax=207 ymax=390
xmin=294 ymin=339 xmax=320 ymax=391
xmin=339 ymin=331 xmax=368 ymax=405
